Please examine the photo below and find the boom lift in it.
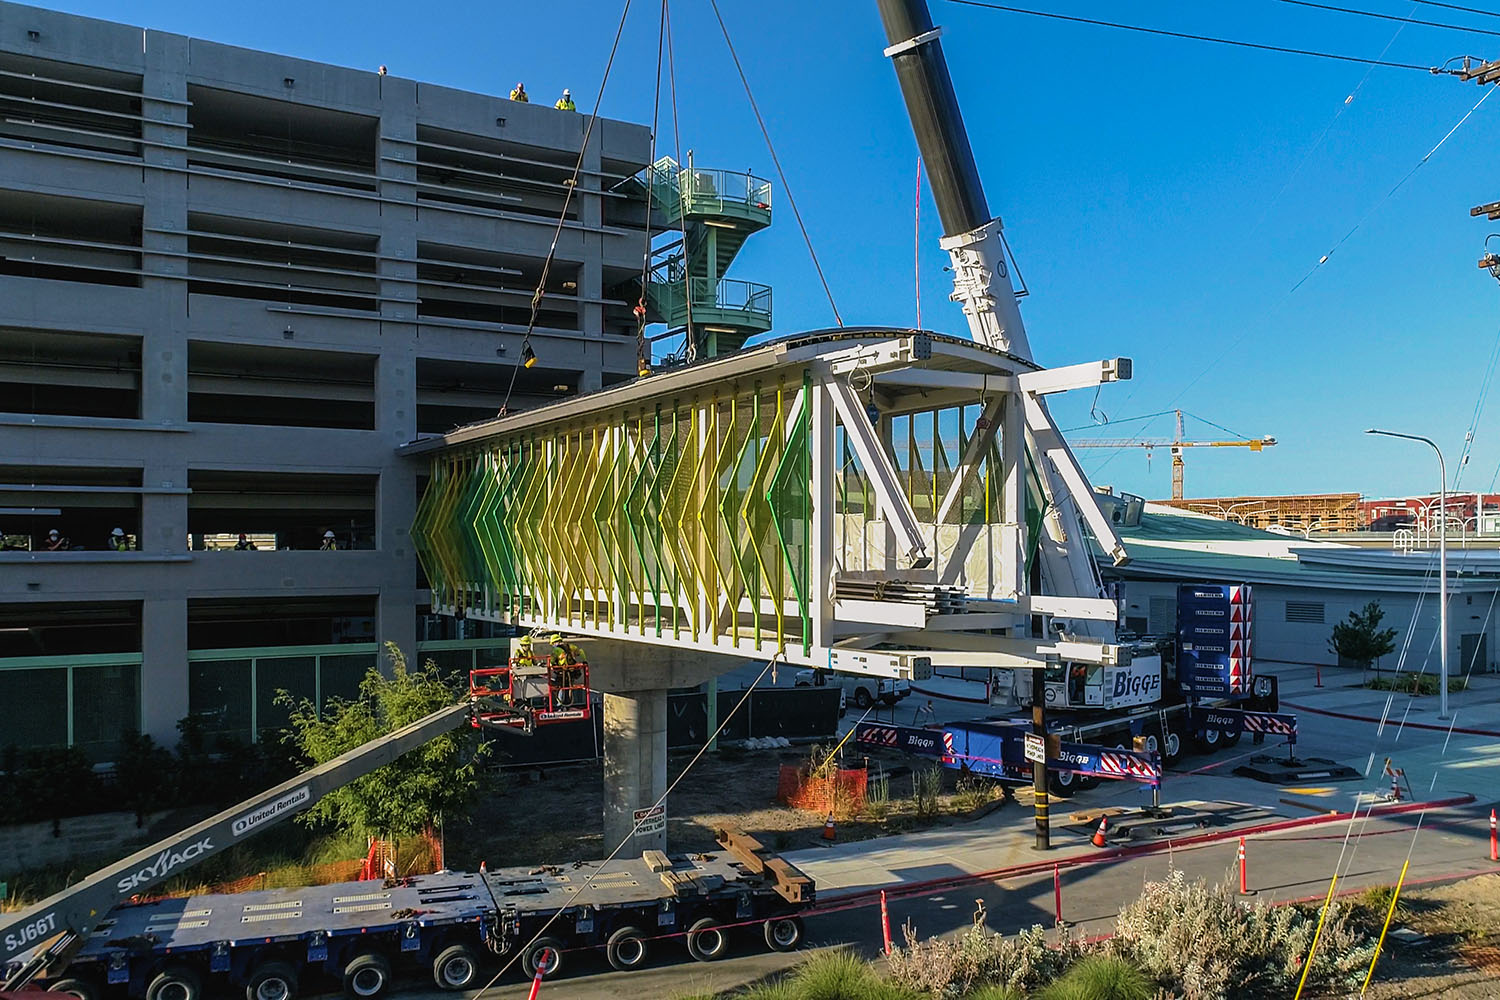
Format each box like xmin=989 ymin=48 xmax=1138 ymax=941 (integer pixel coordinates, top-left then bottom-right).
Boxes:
xmin=0 ymin=702 xmax=474 ymax=993
xmin=468 ymin=634 xmax=592 ymax=734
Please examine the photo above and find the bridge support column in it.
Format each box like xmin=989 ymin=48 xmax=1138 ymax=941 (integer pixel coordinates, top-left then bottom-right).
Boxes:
xmin=588 ymin=640 xmax=730 ymax=853
xmin=602 ymin=688 xmax=668 ymax=856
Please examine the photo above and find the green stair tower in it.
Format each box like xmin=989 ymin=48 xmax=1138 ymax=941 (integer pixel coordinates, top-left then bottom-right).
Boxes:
xmin=633 ymin=156 xmax=773 ymax=358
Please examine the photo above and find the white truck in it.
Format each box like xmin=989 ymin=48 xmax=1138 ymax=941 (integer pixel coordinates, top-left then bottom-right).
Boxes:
xmin=794 ymin=668 xmax=911 ymax=710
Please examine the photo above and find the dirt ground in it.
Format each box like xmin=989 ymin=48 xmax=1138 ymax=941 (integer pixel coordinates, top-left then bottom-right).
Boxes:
xmin=1358 ymin=874 xmax=1500 ymax=999
xmin=443 ymin=743 xmax=996 ymax=869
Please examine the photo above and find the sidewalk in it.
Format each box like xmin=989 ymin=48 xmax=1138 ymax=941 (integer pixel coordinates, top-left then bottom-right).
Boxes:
xmin=1263 ymin=660 xmax=1500 ymax=736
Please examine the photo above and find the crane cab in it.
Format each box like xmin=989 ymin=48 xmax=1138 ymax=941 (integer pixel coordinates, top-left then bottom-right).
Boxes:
xmin=469 ymin=635 xmax=591 ymax=734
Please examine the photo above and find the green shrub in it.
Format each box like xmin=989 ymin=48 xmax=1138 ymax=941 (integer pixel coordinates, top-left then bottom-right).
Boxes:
xmin=953 ymin=774 xmax=997 ymax=814
xmin=965 ymin=986 xmax=1024 ymax=1000
xmin=887 ymin=921 xmax=1086 ymax=997
xmin=1364 ymin=673 xmax=1463 ymax=695
xmin=788 ymin=950 xmax=916 ymax=1000
xmin=1110 ymin=869 xmax=1374 ymax=999
xmin=1036 ymin=956 xmax=1150 ymax=1000
xmin=912 ymin=766 xmax=943 ymax=821
xmin=865 ymin=770 xmax=891 ymax=823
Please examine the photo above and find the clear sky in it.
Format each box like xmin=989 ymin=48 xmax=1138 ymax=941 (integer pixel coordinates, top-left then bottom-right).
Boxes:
xmin=36 ymin=0 xmax=1500 ymax=501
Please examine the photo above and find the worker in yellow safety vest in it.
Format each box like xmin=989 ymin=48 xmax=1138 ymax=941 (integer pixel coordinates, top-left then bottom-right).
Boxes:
xmin=510 ymin=82 xmax=528 ymax=102
xmin=555 ymin=89 xmax=576 ymax=111
xmin=549 ymin=633 xmax=586 ymax=706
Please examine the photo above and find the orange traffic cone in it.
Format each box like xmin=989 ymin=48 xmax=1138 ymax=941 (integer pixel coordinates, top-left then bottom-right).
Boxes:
xmin=1091 ymin=815 xmax=1109 ymax=848
xmin=822 ymin=812 xmax=837 ymax=841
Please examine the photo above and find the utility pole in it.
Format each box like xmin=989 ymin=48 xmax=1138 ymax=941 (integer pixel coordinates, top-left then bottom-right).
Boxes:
xmin=1031 ymin=663 xmax=1049 ymax=851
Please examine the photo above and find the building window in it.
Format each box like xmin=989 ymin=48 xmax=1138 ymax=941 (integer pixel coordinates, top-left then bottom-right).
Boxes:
xmin=1286 ymin=601 xmax=1325 ymax=624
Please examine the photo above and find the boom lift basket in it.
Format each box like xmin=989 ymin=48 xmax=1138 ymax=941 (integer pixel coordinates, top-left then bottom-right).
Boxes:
xmin=468 ymin=638 xmax=591 ymax=735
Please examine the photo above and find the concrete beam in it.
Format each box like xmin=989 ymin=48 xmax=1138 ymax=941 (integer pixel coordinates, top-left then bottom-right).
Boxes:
xmin=585 ymin=637 xmax=734 ymax=693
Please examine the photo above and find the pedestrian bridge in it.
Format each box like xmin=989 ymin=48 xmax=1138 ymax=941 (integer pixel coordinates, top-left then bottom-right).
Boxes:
xmin=402 ymin=328 xmax=1134 ymax=679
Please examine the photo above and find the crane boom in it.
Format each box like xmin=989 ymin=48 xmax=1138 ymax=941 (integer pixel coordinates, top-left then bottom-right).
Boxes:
xmin=0 ymin=701 xmax=474 ymax=989
xmin=877 ymin=0 xmax=1129 ymax=639
xmin=1070 ymin=410 xmax=1277 ymax=499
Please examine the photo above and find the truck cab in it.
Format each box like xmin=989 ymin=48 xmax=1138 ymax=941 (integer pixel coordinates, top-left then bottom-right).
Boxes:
xmin=794 ymin=668 xmax=910 ymax=710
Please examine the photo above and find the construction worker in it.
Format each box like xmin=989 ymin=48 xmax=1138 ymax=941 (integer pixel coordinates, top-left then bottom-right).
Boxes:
xmin=510 ymin=82 xmax=528 ymax=102
xmin=233 ymin=533 xmax=256 ymax=551
xmin=320 ymin=530 xmax=338 ymax=551
xmin=555 ymin=88 xmax=576 ymax=111
xmin=44 ymin=528 xmax=67 ymax=551
xmin=549 ymin=633 xmax=586 ymax=706
xmin=109 ymin=527 xmax=128 ymax=551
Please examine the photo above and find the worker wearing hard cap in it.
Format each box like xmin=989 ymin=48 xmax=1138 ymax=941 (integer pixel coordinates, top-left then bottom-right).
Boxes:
xmin=109 ymin=527 xmax=128 ymax=551
xmin=319 ymin=530 xmax=337 ymax=551
xmin=44 ymin=528 xmax=66 ymax=551
xmin=549 ymin=633 xmax=586 ymax=706
xmin=555 ymin=88 xmax=576 ymax=111
xmin=510 ymin=82 xmax=528 ymax=102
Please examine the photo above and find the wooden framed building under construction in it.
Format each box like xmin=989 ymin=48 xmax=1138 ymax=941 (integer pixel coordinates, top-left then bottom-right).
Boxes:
xmin=1155 ymin=493 xmax=1362 ymax=534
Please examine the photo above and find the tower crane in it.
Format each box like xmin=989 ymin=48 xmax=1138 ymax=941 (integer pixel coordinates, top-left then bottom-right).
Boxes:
xmin=1070 ymin=410 xmax=1276 ymax=500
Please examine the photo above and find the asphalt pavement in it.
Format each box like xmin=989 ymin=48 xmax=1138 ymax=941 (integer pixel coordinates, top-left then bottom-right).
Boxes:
xmin=448 ymin=659 xmax=1500 ymax=999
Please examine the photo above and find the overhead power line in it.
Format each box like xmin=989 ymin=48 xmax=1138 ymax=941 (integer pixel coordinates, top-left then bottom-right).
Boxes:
xmin=1409 ymin=0 xmax=1500 ymax=21
xmin=1275 ymin=0 xmax=1500 ymax=40
xmin=944 ymin=0 xmax=1439 ymax=71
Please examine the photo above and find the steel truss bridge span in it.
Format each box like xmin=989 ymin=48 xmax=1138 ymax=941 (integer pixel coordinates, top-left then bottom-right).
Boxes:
xmin=403 ymin=329 xmax=1134 ymax=680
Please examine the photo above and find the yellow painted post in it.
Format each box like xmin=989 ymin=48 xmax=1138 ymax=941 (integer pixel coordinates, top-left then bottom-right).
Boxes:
xmin=1359 ymin=860 xmax=1411 ymax=997
xmin=1292 ymin=872 xmax=1339 ymax=1000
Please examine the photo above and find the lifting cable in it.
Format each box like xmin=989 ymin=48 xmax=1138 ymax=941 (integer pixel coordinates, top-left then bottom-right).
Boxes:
xmin=705 ymin=0 xmax=845 ymax=328
xmin=633 ymin=0 xmax=670 ymax=378
xmin=663 ymin=0 xmax=697 ymax=362
xmin=500 ymin=0 xmax=637 ymax=415
xmin=472 ymin=655 xmax=783 ymax=993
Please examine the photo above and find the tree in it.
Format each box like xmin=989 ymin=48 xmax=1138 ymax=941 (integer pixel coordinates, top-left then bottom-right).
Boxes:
xmin=1328 ymin=600 xmax=1398 ymax=677
xmin=113 ymin=731 xmax=175 ymax=828
xmin=279 ymin=643 xmax=488 ymax=840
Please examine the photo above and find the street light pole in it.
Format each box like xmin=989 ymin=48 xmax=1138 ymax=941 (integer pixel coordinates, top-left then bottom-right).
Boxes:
xmin=1367 ymin=429 xmax=1450 ymax=719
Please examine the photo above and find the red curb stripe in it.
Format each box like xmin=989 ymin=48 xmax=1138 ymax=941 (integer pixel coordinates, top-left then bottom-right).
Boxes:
xmin=1281 ymin=700 xmax=1500 ymax=738
xmin=821 ymin=793 xmax=1477 ymax=907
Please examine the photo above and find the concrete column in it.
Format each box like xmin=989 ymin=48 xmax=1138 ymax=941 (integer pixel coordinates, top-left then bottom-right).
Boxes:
xmin=602 ymin=688 xmax=668 ymax=855
xmin=140 ymin=596 xmax=188 ymax=743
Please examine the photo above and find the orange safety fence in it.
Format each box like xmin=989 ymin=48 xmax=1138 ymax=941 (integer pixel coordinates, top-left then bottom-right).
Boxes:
xmin=777 ymin=764 xmax=868 ymax=817
xmin=127 ymin=826 xmax=446 ymax=902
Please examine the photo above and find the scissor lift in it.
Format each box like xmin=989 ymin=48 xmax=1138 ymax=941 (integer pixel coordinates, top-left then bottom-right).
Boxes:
xmin=469 ymin=637 xmax=591 ymax=735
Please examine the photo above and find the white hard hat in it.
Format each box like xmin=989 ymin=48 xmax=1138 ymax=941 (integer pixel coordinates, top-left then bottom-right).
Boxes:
xmin=111 ymin=527 xmax=124 ymax=537
xmin=48 ymin=529 xmax=59 ymax=538
xmin=324 ymin=530 xmax=336 ymax=539
xmin=563 ymin=88 xmax=571 ymax=97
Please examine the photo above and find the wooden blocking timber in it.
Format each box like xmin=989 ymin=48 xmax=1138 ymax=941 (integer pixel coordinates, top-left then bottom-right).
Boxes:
xmin=641 ymin=849 xmax=672 ymax=873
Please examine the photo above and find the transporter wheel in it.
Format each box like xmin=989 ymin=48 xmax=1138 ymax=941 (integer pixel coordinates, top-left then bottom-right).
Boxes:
xmin=605 ymin=925 xmax=650 ymax=971
xmin=1076 ymin=774 xmax=1102 ymax=791
xmin=432 ymin=943 xmax=482 ymax=990
xmin=147 ymin=965 xmax=203 ymax=1000
xmin=1221 ymin=728 xmax=1242 ymax=747
xmin=1194 ymin=727 xmax=1223 ymax=752
xmin=1161 ymin=728 xmax=1183 ymax=765
xmin=686 ymin=917 xmax=729 ymax=962
xmin=520 ymin=937 xmax=564 ymax=980
xmin=342 ymin=953 xmax=391 ymax=1000
xmin=246 ymin=960 xmax=299 ymax=1000
xmin=50 ymin=977 xmax=101 ymax=1000
xmin=1047 ymin=769 xmax=1078 ymax=798
xmin=763 ymin=916 xmax=804 ymax=952
xmin=853 ymin=688 xmax=873 ymax=710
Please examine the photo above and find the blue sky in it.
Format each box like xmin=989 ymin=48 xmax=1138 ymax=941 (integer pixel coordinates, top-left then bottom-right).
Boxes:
xmin=48 ymin=0 xmax=1500 ymax=500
